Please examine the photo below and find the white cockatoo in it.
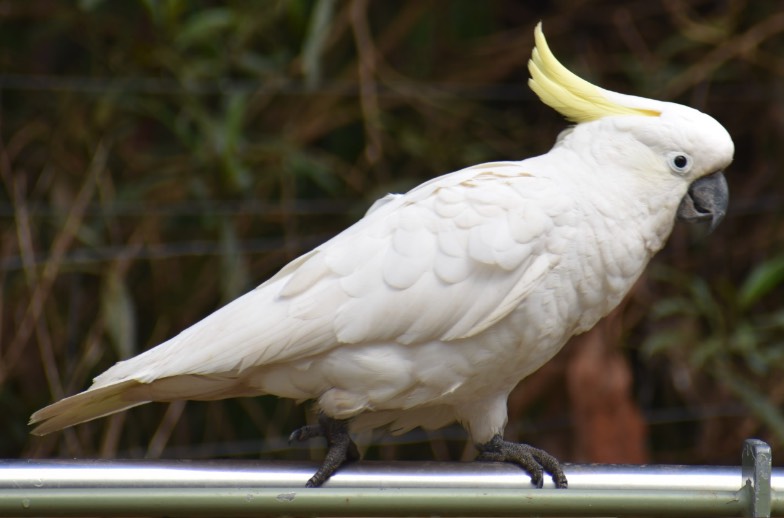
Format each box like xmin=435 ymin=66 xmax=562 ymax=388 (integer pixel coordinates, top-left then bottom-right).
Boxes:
xmin=30 ymin=23 xmax=733 ymax=489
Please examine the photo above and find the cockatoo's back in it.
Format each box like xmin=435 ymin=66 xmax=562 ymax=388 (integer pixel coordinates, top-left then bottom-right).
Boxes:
xmin=30 ymin=23 xmax=733 ymax=490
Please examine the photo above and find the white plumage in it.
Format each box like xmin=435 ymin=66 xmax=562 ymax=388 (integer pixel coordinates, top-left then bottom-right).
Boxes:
xmin=30 ymin=23 xmax=733 ymax=486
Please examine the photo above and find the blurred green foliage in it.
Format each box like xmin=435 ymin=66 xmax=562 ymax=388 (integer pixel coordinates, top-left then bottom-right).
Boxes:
xmin=1 ymin=0 xmax=783 ymax=466
xmin=643 ymin=258 xmax=784 ymax=448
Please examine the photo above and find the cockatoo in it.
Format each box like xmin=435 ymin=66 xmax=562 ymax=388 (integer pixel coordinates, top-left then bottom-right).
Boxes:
xmin=30 ymin=23 xmax=732 ymax=489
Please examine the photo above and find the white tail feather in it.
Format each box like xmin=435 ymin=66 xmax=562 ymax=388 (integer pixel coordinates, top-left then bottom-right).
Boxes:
xmin=29 ymin=380 xmax=145 ymax=435
xmin=30 ymin=373 xmax=258 ymax=435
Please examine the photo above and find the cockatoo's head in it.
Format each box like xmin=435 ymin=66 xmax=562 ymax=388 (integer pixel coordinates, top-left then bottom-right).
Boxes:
xmin=528 ymin=23 xmax=733 ymax=231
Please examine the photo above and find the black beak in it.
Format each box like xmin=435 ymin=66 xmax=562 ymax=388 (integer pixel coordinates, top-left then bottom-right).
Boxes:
xmin=676 ymin=171 xmax=729 ymax=233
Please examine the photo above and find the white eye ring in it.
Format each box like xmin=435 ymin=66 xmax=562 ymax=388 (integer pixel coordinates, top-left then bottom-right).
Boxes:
xmin=667 ymin=152 xmax=692 ymax=175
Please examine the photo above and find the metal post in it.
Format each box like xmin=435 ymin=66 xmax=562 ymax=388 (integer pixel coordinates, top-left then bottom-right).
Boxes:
xmin=743 ymin=438 xmax=773 ymax=518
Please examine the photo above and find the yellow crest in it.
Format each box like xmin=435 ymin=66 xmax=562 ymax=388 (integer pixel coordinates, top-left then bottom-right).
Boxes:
xmin=528 ymin=23 xmax=660 ymax=123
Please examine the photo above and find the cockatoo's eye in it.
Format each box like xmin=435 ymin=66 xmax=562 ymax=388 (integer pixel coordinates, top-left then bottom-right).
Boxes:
xmin=673 ymin=155 xmax=688 ymax=168
xmin=667 ymin=152 xmax=692 ymax=175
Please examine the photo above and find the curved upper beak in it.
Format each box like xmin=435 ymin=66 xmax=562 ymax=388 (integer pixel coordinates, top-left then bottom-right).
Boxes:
xmin=676 ymin=171 xmax=729 ymax=233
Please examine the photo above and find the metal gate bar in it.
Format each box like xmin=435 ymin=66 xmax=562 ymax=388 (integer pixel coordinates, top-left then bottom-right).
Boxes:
xmin=0 ymin=439 xmax=779 ymax=517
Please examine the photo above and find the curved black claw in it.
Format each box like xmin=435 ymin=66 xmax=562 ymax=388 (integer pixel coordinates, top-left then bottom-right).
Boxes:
xmin=288 ymin=424 xmax=324 ymax=443
xmin=288 ymin=414 xmax=360 ymax=488
xmin=476 ymin=435 xmax=568 ymax=489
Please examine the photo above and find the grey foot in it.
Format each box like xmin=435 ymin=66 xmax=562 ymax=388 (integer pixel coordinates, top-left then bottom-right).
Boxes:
xmin=288 ymin=414 xmax=360 ymax=488
xmin=476 ymin=434 xmax=568 ymax=489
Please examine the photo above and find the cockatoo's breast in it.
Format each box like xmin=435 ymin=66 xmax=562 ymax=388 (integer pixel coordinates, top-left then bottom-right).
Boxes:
xmin=505 ymin=146 xmax=680 ymax=346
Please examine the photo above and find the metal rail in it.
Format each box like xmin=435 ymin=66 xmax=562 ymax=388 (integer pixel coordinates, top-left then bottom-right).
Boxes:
xmin=0 ymin=439 xmax=779 ymax=517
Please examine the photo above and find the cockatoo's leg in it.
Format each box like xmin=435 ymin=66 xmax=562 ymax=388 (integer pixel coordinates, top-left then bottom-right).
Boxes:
xmin=288 ymin=413 xmax=360 ymax=487
xmin=476 ymin=434 xmax=568 ymax=489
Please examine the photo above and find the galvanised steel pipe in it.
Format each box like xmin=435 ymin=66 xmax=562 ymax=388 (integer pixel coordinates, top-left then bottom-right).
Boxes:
xmin=0 ymin=458 xmax=781 ymax=517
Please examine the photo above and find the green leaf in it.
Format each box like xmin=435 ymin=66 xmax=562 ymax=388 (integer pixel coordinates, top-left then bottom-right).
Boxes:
xmin=101 ymin=269 xmax=137 ymax=360
xmin=286 ymin=150 xmax=341 ymax=195
xmin=219 ymin=217 xmax=249 ymax=303
xmin=220 ymin=93 xmax=252 ymax=191
xmin=689 ymin=336 xmax=722 ymax=367
xmin=78 ymin=0 xmax=106 ymax=12
xmin=729 ymin=322 xmax=757 ymax=354
xmin=301 ymin=0 xmax=336 ymax=89
xmin=688 ymin=276 xmax=721 ymax=322
xmin=641 ymin=329 xmax=688 ymax=357
xmin=738 ymin=256 xmax=784 ymax=310
xmin=141 ymin=0 xmax=186 ymax=27
xmin=650 ymin=296 xmax=695 ymax=319
xmin=175 ymin=8 xmax=235 ymax=49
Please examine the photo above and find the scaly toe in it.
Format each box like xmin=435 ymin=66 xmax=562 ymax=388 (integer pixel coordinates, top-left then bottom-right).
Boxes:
xmin=476 ymin=434 xmax=567 ymax=489
xmin=287 ymin=414 xmax=359 ymax=487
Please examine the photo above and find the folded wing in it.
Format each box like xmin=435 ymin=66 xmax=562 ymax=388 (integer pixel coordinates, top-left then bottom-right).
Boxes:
xmin=30 ymin=161 xmax=564 ymax=433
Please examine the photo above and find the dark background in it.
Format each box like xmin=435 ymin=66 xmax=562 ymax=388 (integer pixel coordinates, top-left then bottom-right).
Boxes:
xmin=1 ymin=1 xmax=782 ymax=467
